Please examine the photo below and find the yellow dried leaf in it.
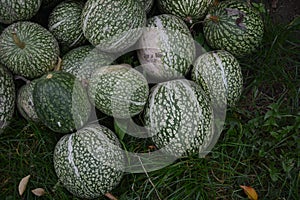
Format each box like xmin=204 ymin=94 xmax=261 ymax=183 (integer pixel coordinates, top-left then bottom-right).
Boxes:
xmin=18 ymin=175 xmax=31 ymax=196
xmin=31 ymin=188 xmax=46 ymax=196
xmin=240 ymin=185 xmax=258 ymax=200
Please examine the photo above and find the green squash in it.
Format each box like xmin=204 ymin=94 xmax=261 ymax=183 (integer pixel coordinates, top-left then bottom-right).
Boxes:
xmin=0 ymin=0 xmax=42 ymax=24
xmin=203 ymin=0 xmax=264 ymax=57
xmin=81 ymin=0 xmax=146 ymax=52
xmin=53 ymin=123 xmax=124 ymax=199
xmin=33 ymin=71 xmax=91 ymax=133
xmin=137 ymin=14 xmax=195 ymax=81
xmin=16 ymin=79 xmax=39 ymax=122
xmin=192 ymin=50 xmax=243 ymax=107
xmin=88 ymin=64 xmax=149 ymax=118
xmin=158 ymin=0 xmax=213 ymax=23
xmin=144 ymin=79 xmax=214 ymax=157
xmin=61 ymin=45 xmax=114 ymax=83
xmin=48 ymin=0 xmax=86 ymax=50
xmin=0 ymin=21 xmax=60 ymax=79
xmin=0 ymin=65 xmax=15 ymax=131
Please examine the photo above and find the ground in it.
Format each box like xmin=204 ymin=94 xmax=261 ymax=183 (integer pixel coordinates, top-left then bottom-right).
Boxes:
xmin=266 ymin=0 xmax=300 ymax=24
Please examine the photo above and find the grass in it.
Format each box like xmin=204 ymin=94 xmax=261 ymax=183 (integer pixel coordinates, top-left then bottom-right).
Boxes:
xmin=1 ymin=5 xmax=300 ymax=200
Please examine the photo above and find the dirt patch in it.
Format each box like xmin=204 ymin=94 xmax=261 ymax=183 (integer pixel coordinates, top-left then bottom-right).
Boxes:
xmin=265 ymin=0 xmax=300 ymax=23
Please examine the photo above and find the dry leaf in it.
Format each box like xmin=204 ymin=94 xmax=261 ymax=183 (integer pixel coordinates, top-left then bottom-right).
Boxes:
xmin=18 ymin=175 xmax=31 ymax=196
xmin=240 ymin=185 xmax=258 ymax=200
xmin=31 ymin=188 xmax=46 ymax=196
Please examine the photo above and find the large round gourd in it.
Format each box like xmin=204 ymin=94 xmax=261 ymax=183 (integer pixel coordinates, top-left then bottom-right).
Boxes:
xmin=61 ymin=45 xmax=114 ymax=83
xmin=0 ymin=65 xmax=15 ymax=131
xmin=203 ymin=0 xmax=264 ymax=57
xmin=137 ymin=14 xmax=195 ymax=81
xmin=54 ymin=124 xmax=124 ymax=199
xmin=0 ymin=0 xmax=41 ymax=24
xmin=16 ymin=79 xmax=39 ymax=122
xmin=33 ymin=71 xmax=91 ymax=133
xmin=48 ymin=0 xmax=86 ymax=50
xmin=81 ymin=0 xmax=146 ymax=53
xmin=0 ymin=21 xmax=60 ymax=79
xmin=191 ymin=50 xmax=243 ymax=107
xmin=158 ymin=0 xmax=213 ymax=23
xmin=144 ymin=79 xmax=213 ymax=157
xmin=88 ymin=64 xmax=149 ymax=118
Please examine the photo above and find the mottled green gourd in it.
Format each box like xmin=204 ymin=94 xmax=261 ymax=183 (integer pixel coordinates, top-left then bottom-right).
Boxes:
xmin=33 ymin=71 xmax=91 ymax=133
xmin=144 ymin=79 xmax=213 ymax=157
xmin=0 ymin=65 xmax=15 ymax=131
xmin=54 ymin=124 xmax=124 ymax=199
xmin=88 ymin=64 xmax=149 ymax=118
xmin=81 ymin=0 xmax=146 ymax=53
xmin=16 ymin=79 xmax=39 ymax=122
xmin=0 ymin=0 xmax=42 ymax=24
xmin=61 ymin=45 xmax=114 ymax=83
xmin=0 ymin=21 xmax=60 ymax=79
xmin=192 ymin=50 xmax=243 ymax=107
xmin=137 ymin=14 xmax=195 ymax=81
xmin=158 ymin=0 xmax=213 ymax=23
xmin=203 ymin=0 xmax=264 ymax=57
xmin=48 ymin=0 xmax=86 ymax=50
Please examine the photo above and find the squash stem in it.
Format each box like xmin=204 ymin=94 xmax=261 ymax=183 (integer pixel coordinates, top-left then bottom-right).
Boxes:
xmin=54 ymin=57 xmax=62 ymax=71
xmin=209 ymin=15 xmax=219 ymax=23
xmin=12 ymin=32 xmax=25 ymax=49
xmin=213 ymin=0 xmax=220 ymax=6
xmin=185 ymin=16 xmax=193 ymax=24
xmin=105 ymin=193 xmax=118 ymax=200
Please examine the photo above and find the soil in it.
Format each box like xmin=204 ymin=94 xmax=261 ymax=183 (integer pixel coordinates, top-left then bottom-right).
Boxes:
xmin=265 ymin=0 xmax=300 ymax=23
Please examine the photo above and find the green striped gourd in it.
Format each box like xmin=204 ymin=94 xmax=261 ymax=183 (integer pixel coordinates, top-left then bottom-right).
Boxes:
xmin=191 ymin=50 xmax=243 ymax=107
xmin=137 ymin=14 xmax=195 ymax=81
xmin=81 ymin=0 xmax=146 ymax=53
xmin=203 ymin=0 xmax=264 ymax=57
xmin=158 ymin=0 xmax=213 ymax=23
xmin=144 ymin=79 xmax=213 ymax=157
xmin=0 ymin=65 xmax=15 ymax=131
xmin=48 ymin=0 xmax=86 ymax=50
xmin=0 ymin=0 xmax=41 ymax=24
xmin=16 ymin=79 xmax=39 ymax=122
xmin=88 ymin=64 xmax=149 ymax=118
xmin=61 ymin=45 xmax=114 ymax=83
xmin=54 ymin=124 xmax=124 ymax=199
xmin=0 ymin=21 xmax=60 ymax=79
xmin=33 ymin=71 xmax=91 ymax=133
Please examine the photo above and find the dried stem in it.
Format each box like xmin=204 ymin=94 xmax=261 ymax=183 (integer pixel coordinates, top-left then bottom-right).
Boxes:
xmin=213 ymin=0 xmax=220 ymax=6
xmin=209 ymin=15 xmax=219 ymax=23
xmin=185 ymin=16 xmax=193 ymax=24
xmin=54 ymin=57 xmax=62 ymax=71
xmin=12 ymin=32 xmax=25 ymax=49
